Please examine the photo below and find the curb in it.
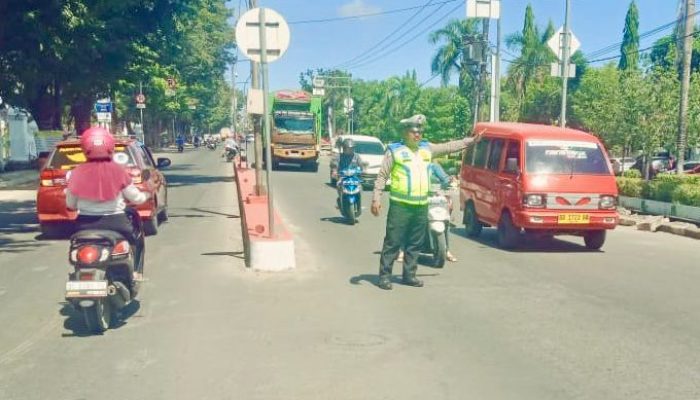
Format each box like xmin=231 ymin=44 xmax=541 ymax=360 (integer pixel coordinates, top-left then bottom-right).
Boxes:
xmin=618 ymin=208 xmax=700 ymax=240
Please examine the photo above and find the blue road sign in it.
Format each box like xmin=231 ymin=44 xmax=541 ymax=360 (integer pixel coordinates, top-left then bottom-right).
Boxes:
xmin=94 ymin=101 xmax=113 ymax=113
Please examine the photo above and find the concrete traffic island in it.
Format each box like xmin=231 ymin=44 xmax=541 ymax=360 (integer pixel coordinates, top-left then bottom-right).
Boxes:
xmin=234 ymin=163 xmax=295 ymax=271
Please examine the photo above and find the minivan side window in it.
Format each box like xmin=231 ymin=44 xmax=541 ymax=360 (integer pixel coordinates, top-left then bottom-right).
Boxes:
xmin=463 ymin=143 xmax=475 ymax=167
xmin=473 ymin=138 xmax=491 ymax=169
xmin=487 ymin=139 xmax=505 ymax=171
xmin=503 ymin=140 xmax=521 ymax=174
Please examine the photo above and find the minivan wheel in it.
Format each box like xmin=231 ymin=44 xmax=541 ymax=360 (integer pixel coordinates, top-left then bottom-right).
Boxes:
xmin=584 ymin=230 xmax=606 ymax=250
xmin=463 ymin=201 xmax=482 ymax=237
xmin=497 ymin=211 xmax=520 ymax=249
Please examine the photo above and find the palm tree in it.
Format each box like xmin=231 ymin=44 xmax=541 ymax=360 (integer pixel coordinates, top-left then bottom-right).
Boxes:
xmin=429 ymin=19 xmax=481 ymax=96
xmin=506 ymin=6 xmax=557 ymax=115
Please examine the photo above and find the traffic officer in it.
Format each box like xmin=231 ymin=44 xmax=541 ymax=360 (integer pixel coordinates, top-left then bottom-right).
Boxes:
xmin=371 ymin=114 xmax=474 ymax=290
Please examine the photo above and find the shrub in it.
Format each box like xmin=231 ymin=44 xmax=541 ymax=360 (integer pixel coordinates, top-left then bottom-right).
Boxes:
xmin=622 ymin=169 xmax=642 ymax=179
xmin=643 ymin=174 xmax=700 ymax=202
xmin=672 ymin=183 xmax=700 ymax=207
xmin=616 ymin=177 xmax=644 ymax=198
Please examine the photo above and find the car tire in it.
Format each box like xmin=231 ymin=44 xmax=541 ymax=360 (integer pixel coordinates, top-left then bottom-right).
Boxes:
xmin=584 ymin=230 xmax=606 ymax=250
xmin=497 ymin=211 xmax=520 ymax=249
xmin=463 ymin=201 xmax=483 ymax=237
xmin=40 ymin=223 xmax=63 ymax=239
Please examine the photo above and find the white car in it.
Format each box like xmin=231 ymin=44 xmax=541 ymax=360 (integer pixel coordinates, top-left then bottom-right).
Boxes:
xmin=330 ymin=135 xmax=386 ymax=189
xmin=610 ymin=157 xmax=636 ymax=175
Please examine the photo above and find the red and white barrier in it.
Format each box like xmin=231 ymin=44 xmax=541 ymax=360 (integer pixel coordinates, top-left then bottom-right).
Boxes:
xmin=234 ymin=163 xmax=295 ymax=271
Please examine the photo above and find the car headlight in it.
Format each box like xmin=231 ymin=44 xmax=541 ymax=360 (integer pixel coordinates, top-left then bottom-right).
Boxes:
xmin=599 ymin=195 xmax=617 ymax=209
xmin=523 ymin=194 xmax=546 ymax=208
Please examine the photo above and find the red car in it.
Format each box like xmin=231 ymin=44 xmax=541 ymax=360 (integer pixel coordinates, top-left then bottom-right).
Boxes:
xmin=37 ymin=137 xmax=171 ymax=236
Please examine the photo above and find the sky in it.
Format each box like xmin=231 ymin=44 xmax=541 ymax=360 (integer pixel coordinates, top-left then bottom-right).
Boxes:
xmin=230 ymin=0 xmax=678 ymax=91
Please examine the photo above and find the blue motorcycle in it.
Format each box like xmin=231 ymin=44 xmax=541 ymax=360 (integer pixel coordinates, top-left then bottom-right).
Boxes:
xmin=338 ymin=167 xmax=362 ymax=225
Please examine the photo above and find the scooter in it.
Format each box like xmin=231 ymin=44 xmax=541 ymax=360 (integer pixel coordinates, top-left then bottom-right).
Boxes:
xmin=207 ymin=141 xmax=217 ymax=150
xmin=224 ymin=146 xmax=238 ymax=162
xmin=64 ymin=209 xmax=144 ymax=333
xmin=177 ymin=144 xmax=184 ymax=153
xmin=424 ymin=184 xmax=451 ymax=268
xmin=338 ymin=167 xmax=362 ymax=225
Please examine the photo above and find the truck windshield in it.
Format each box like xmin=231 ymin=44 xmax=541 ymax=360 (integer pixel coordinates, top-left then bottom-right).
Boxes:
xmin=354 ymin=142 xmax=385 ymax=155
xmin=525 ymin=140 xmax=610 ymax=175
xmin=274 ymin=117 xmax=314 ymax=133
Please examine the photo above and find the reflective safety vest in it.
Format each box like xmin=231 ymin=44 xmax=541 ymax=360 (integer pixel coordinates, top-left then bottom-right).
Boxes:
xmin=388 ymin=141 xmax=432 ymax=205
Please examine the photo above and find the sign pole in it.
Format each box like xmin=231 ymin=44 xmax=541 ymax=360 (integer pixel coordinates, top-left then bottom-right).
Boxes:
xmin=259 ymin=7 xmax=275 ymax=238
xmin=560 ymin=0 xmax=571 ymax=128
xmin=139 ymin=81 xmax=144 ymax=142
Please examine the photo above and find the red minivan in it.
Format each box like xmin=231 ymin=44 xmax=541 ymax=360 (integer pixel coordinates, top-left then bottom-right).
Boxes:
xmin=460 ymin=123 xmax=618 ymax=250
xmin=37 ymin=137 xmax=171 ymax=236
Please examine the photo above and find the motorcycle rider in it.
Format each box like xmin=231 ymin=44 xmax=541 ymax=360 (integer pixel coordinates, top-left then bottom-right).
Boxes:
xmin=175 ymin=134 xmax=185 ymax=150
xmin=336 ymin=138 xmax=361 ymax=208
xmin=65 ymin=127 xmax=150 ymax=281
xmin=223 ymin=136 xmax=239 ymax=158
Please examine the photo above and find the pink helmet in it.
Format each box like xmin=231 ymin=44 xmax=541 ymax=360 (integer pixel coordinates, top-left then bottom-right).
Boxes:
xmin=80 ymin=127 xmax=115 ymax=161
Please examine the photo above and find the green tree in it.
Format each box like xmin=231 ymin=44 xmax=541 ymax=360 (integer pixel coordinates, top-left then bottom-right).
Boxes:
xmin=428 ymin=19 xmax=481 ymax=97
xmin=619 ymin=1 xmax=640 ymax=71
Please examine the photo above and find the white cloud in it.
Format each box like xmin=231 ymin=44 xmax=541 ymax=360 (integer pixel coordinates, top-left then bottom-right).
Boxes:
xmin=338 ymin=0 xmax=382 ymax=18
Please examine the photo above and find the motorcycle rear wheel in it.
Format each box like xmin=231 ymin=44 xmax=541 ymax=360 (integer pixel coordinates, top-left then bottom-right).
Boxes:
xmin=83 ymin=299 xmax=112 ymax=333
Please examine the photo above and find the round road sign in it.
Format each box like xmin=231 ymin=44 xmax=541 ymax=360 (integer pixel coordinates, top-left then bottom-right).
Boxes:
xmin=235 ymin=8 xmax=290 ymax=63
xmin=135 ymin=94 xmax=146 ymax=103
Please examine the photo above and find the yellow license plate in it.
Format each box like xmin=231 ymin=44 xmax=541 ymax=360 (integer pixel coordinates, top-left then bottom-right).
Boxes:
xmin=558 ymin=214 xmax=590 ymax=224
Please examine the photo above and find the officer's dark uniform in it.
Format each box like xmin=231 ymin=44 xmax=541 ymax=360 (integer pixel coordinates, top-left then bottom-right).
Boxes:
xmin=372 ymin=114 xmax=473 ymax=290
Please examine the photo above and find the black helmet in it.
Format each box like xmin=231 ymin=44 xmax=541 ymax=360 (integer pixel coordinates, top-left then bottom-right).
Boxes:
xmin=342 ymin=138 xmax=355 ymax=151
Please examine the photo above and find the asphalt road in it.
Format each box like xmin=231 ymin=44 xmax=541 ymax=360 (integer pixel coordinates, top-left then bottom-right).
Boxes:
xmin=1 ymin=150 xmax=699 ymax=400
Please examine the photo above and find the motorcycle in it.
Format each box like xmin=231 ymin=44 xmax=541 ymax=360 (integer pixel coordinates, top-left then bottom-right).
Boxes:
xmin=224 ymin=145 xmax=238 ymax=162
xmin=337 ymin=167 xmax=362 ymax=225
xmin=424 ymin=184 xmax=451 ymax=268
xmin=177 ymin=143 xmax=184 ymax=153
xmin=207 ymin=141 xmax=217 ymax=150
xmin=64 ymin=209 xmax=144 ymax=333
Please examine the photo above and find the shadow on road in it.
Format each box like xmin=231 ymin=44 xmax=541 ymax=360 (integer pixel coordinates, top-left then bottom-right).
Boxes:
xmin=164 ymin=174 xmax=234 ymax=188
xmin=201 ymin=251 xmax=245 ymax=259
xmin=0 ymin=199 xmax=52 ymax=253
xmin=60 ymin=300 xmax=141 ymax=337
xmin=451 ymin=227 xmax=599 ymax=253
xmin=320 ymin=216 xmax=355 ymax=225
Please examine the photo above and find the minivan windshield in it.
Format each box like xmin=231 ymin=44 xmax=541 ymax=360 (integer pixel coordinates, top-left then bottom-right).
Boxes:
xmin=525 ymin=140 xmax=610 ymax=175
xmin=354 ymin=142 xmax=385 ymax=155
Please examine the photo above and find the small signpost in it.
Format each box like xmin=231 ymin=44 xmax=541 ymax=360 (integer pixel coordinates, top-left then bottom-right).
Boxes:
xmin=548 ymin=27 xmax=580 ymax=78
xmin=236 ymin=7 xmax=291 ymax=238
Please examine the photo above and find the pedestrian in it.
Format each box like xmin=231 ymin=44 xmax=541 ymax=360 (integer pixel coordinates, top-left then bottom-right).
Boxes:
xmin=371 ymin=114 xmax=474 ymax=290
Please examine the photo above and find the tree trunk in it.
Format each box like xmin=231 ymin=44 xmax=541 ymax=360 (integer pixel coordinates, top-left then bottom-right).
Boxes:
xmin=71 ymin=96 xmax=92 ymax=135
xmin=28 ymin=82 xmax=63 ymax=130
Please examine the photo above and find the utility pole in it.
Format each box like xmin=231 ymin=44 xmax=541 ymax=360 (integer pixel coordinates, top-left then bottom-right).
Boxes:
xmin=494 ymin=17 xmax=501 ymax=122
xmin=677 ymin=0 xmax=694 ymax=174
xmin=249 ymin=0 xmax=264 ymax=194
xmin=474 ymin=19 xmax=490 ymax=127
xmin=231 ymin=59 xmax=237 ymax=138
xmin=139 ymin=81 xmax=144 ymax=142
xmin=559 ymin=0 xmax=572 ymax=128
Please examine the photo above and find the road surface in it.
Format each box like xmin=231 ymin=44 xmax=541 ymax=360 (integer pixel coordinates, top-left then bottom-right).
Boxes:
xmin=1 ymin=150 xmax=699 ymax=400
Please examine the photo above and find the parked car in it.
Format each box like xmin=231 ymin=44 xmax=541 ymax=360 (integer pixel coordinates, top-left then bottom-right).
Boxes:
xmin=610 ymin=157 xmax=636 ymax=175
xmin=329 ymin=135 xmax=386 ymax=189
xmin=460 ymin=122 xmax=618 ymax=250
xmin=37 ymin=137 xmax=171 ymax=236
xmin=631 ymin=155 xmax=671 ymax=177
xmin=667 ymin=160 xmax=700 ymax=174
